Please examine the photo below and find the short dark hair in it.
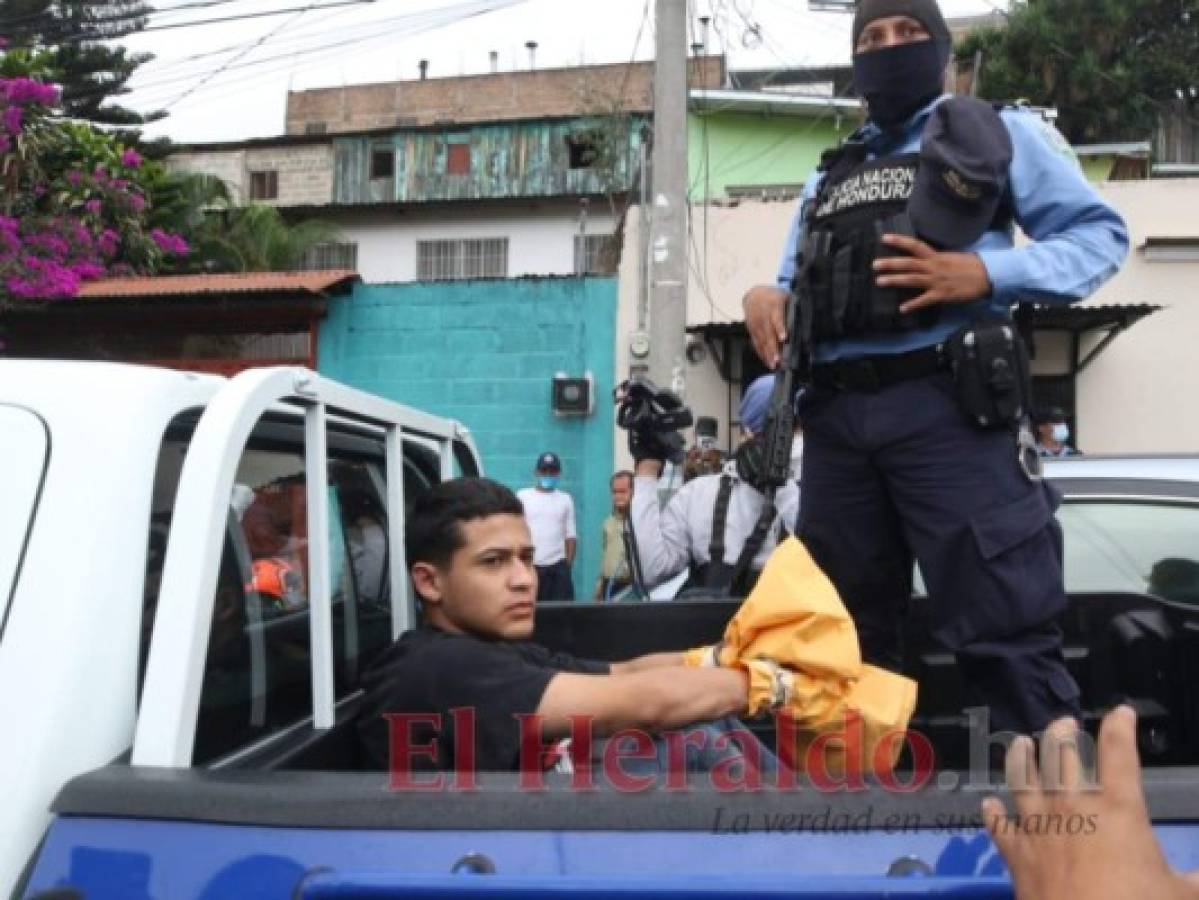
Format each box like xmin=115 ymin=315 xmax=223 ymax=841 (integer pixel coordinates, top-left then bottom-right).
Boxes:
xmin=406 ymin=477 xmax=525 ymax=571
xmin=610 ymin=470 xmax=634 ymax=490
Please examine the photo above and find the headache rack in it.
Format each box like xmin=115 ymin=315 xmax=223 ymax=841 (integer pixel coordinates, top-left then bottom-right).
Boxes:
xmin=133 ymin=367 xmax=479 ymax=768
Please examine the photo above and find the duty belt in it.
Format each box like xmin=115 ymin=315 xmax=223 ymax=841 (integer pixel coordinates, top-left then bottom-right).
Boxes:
xmin=811 ymin=344 xmax=946 ymax=393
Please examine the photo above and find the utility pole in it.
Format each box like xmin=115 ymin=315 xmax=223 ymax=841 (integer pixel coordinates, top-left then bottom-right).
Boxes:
xmin=641 ymin=0 xmax=689 ymax=397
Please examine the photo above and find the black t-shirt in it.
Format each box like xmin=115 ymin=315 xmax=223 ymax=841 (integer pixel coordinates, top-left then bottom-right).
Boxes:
xmin=356 ymin=626 xmax=610 ymax=772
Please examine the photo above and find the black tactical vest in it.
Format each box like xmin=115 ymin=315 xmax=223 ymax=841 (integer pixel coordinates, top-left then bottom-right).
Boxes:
xmin=795 ymin=146 xmax=937 ymax=342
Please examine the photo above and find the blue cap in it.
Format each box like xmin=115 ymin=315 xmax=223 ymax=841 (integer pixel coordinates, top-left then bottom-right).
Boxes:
xmin=909 ymin=96 xmax=1013 ymax=250
xmin=739 ymin=375 xmax=775 ymax=435
xmin=535 ymin=451 xmax=561 ymax=472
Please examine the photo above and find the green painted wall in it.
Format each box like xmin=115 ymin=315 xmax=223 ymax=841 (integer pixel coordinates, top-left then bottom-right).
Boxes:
xmin=1079 ymin=155 xmax=1116 ymax=183
xmin=687 ymin=110 xmax=858 ymax=201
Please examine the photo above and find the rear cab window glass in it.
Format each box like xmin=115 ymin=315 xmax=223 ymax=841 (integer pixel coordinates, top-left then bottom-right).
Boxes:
xmin=0 ymin=405 xmax=49 ymax=638
xmin=141 ymin=412 xmax=440 ymax=765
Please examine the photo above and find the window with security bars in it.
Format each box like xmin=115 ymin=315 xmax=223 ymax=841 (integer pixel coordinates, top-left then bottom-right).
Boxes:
xmin=416 ymin=238 xmax=509 ymax=281
xmin=573 ymin=234 xmax=618 ymax=275
xmin=298 ymin=242 xmax=358 ymax=272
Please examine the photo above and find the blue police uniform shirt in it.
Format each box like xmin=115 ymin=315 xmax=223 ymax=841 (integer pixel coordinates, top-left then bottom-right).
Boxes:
xmin=775 ymin=95 xmax=1130 ymax=363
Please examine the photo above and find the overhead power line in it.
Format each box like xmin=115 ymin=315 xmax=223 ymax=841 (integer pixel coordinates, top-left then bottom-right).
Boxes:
xmin=121 ymin=0 xmax=528 ymax=114
xmin=15 ymin=0 xmax=381 ymax=45
xmin=160 ymin=2 xmax=313 ymax=110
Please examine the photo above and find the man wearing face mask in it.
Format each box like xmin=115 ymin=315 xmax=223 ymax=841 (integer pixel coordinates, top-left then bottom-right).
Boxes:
xmin=1034 ymin=407 xmax=1079 ymax=457
xmin=629 ymin=374 xmax=802 ymax=597
xmin=741 ymin=0 xmax=1128 ymax=737
xmin=517 ymin=452 xmax=577 ymax=602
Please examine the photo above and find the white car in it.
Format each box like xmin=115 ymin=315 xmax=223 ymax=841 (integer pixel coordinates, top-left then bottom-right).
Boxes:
xmin=1045 ymin=455 xmax=1199 ymax=602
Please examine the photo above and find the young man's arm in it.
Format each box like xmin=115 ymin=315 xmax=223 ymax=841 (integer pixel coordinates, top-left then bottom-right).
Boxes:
xmin=536 ymin=666 xmax=747 ymax=740
xmin=610 ymin=652 xmax=685 ymax=674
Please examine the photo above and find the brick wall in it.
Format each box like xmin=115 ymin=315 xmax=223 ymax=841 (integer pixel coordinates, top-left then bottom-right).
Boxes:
xmin=287 ymin=57 xmax=725 ymax=135
xmin=318 ymin=277 xmax=617 ymax=598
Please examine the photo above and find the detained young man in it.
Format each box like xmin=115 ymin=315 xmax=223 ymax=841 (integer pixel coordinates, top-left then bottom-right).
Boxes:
xmin=356 ymin=477 xmax=776 ymax=782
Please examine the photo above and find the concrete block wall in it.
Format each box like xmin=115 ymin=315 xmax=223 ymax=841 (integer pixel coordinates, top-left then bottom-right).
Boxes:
xmin=168 ymin=145 xmax=333 ymax=206
xmin=167 ymin=150 xmax=246 ymax=200
xmin=244 ymin=145 xmax=334 ymax=206
xmin=318 ymin=277 xmax=617 ymax=599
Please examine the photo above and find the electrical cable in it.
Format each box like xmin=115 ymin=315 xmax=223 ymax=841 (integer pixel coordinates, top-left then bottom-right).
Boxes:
xmin=160 ymin=2 xmax=312 ymax=109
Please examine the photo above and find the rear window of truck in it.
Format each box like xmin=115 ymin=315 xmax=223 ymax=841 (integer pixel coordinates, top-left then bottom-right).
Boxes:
xmin=0 ymin=405 xmax=49 ymax=640
xmin=140 ymin=412 xmax=439 ymax=764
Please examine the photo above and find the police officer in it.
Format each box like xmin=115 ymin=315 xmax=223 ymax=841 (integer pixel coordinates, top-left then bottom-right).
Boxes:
xmin=629 ymin=374 xmax=801 ymax=595
xmin=741 ymin=0 xmax=1128 ymax=736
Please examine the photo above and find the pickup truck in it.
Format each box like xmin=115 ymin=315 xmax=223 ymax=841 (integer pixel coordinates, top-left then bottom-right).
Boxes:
xmin=4 ymin=360 xmax=1198 ymax=899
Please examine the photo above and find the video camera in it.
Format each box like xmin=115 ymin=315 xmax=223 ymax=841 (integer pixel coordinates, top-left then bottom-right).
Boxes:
xmin=615 ymin=376 xmax=694 ymax=465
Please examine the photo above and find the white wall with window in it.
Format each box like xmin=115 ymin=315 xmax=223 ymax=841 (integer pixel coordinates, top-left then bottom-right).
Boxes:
xmin=299 ymin=242 xmax=359 ymax=271
xmin=329 ymin=204 xmax=618 ymax=283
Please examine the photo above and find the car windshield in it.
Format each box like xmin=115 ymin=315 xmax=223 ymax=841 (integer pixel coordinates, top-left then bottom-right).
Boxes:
xmin=0 ymin=405 xmax=50 ymax=641
xmin=1059 ymin=499 xmax=1199 ymax=601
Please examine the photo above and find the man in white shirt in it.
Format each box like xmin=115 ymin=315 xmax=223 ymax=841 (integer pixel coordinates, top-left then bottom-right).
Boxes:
xmin=630 ymin=375 xmax=802 ymax=597
xmin=516 ymin=451 xmax=578 ymax=601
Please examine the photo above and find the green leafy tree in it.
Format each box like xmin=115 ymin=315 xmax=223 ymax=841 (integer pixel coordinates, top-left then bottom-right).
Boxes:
xmin=957 ymin=0 xmax=1199 ymax=144
xmin=202 ymin=204 xmax=341 ymax=273
xmin=143 ymin=170 xmax=342 ymax=274
xmin=1 ymin=0 xmax=162 ymax=127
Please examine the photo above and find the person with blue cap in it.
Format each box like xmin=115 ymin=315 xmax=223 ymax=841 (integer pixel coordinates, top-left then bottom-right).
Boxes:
xmin=628 ymin=374 xmax=802 ymax=597
xmin=740 ymin=0 xmax=1128 ymax=737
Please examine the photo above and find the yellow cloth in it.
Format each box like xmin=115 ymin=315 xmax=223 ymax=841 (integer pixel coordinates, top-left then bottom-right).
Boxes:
xmin=686 ymin=537 xmax=918 ymax=776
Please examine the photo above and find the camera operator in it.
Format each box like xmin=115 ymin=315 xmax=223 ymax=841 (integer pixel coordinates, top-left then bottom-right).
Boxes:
xmin=627 ymin=374 xmax=801 ymax=597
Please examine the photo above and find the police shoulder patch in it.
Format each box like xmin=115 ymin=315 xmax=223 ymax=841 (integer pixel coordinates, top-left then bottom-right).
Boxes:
xmin=1036 ymin=119 xmax=1078 ymax=163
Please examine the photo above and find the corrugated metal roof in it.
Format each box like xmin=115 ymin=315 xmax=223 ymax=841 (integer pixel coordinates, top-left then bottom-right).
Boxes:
xmin=688 ymin=304 xmax=1163 ymax=336
xmin=75 ymin=270 xmax=359 ymax=299
xmin=689 ymin=89 xmax=863 ymax=117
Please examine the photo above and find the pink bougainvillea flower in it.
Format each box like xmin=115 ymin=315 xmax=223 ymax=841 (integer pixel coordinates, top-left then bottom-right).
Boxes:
xmin=3 ymin=104 xmax=22 ymax=134
xmin=120 ymin=148 xmax=142 ymax=168
xmin=3 ymin=78 xmax=59 ymax=107
xmin=150 ymin=228 xmax=189 ymax=257
xmin=97 ymin=229 xmax=119 ymax=257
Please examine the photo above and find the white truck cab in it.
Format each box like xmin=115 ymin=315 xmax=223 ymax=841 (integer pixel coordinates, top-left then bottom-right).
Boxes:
xmin=0 ymin=361 xmax=480 ymax=896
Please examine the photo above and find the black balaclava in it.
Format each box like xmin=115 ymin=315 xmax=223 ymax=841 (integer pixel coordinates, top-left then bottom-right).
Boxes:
xmin=851 ymin=0 xmax=952 ymax=128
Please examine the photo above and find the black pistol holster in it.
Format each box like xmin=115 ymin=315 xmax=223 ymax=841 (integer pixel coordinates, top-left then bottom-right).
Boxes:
xmin=943 ymin=319 xmax=1031 ymax=430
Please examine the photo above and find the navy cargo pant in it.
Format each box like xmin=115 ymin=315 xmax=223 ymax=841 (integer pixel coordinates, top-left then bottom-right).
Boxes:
xmin=797 ymin=371 xmax=1080 ymax=736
